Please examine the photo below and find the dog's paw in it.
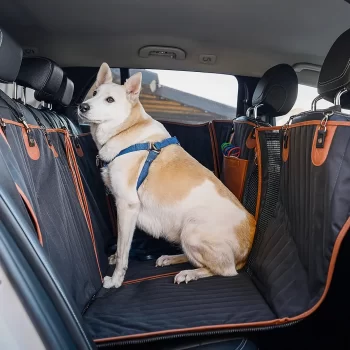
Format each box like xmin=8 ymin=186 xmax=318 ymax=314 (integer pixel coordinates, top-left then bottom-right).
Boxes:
xmin=103 ymin=276 xmax=115 ymax=289
xmin=108 ymin=255 xmax=117 ymax=265
xmin=156 ymin=255 xmax=172 ymax=267
xmin=174 ymin=270 xmax=199 ymax=284
xmin=103 ymin=275 xmax=123 ymax=289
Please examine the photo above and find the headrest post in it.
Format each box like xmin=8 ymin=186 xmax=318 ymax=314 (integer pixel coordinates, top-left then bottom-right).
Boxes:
xmin=246 ymin=107 xmax=253 ymax=117
xmin=12 ymin=82 xmax=18 ymax=100
xmin=253 ymin=104 xmax=263 ymax=119
xmin=311 ymin=95 xmax=323 ymax=111
xmin=334 ymin=87 xmax=348 ymax=106
xmin=21 ymin=86 xmax=26 ymax=105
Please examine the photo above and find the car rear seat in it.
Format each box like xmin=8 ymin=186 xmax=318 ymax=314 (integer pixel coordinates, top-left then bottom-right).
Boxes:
xmin=13 ymin=57 xmax=117 ymax=255
xmin=1 ymin=26 xmax=350 ymax=349
xmin=214 ymin=64 xmax=298 ymax=221
xmin=160 ymin=120 xmax=219 ymax=176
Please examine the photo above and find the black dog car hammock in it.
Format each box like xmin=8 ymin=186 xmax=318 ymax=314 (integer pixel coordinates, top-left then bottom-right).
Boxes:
xmin=1 ymin=100 xmax=350 ymax=346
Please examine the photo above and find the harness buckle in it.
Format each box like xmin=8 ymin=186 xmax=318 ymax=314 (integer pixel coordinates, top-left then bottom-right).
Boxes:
xmin=149 ymin=142 xmax=161 ymax=153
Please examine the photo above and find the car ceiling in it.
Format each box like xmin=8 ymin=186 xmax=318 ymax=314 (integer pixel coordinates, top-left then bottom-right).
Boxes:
xmin=1 ymin=0 xmax=350 ymax=84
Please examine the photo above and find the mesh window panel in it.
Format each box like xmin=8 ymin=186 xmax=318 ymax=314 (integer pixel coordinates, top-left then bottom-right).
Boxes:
xmin=246 ymin=130 xmax=281 ymax=274
xmin=242 ymin=163 xmax=258 ymax=216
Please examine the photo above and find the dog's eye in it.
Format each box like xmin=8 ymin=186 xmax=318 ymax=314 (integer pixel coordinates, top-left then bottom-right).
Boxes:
xmin=106 ymin=97 xmax=115 ymax=103
xmin=93 ymin=90 xmax=97 ymax=97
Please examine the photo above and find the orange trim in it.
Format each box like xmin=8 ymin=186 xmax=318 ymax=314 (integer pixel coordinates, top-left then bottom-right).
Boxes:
xmin=74 ymin=142 xmax=84 ymax=157
xmin=21 ymin=128 xmax=40 ymax=161
xmin=123 ymin=271 xmax=180 ymax=285
xmin=282 ymin=135 xmax=289 ymax=163
xmin=64 ymin=132 xmax=103 ymax=280
xmin=94 ymin=217 xmax=350 ymax=343
xmin=256 ymin=126 xmax=282 ymax=131
xmin=77 ymin=132 xmax=91 ymax=137
xmin=311 ymin=125 xmax=337 ymax=167
xmin=254 ymin=129 xmax=262 ymax=221
xmin=3 ymin=119 xmax=68 ymax=157
xmin=257 ymin=121 xmax=350 ymax=131
xmin=0 ymin=126 xmax=10 ymax=146
xmin=232 ymin=120 xmax=257 ymax=128
xmin=15 ymin=184 xmax=43 ymax=246
xmin=3 ymin=119 xmax=67 ymax=134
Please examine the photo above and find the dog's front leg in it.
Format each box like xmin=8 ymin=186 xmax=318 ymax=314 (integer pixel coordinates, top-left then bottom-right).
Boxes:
xmin=103 ymin=200 xmax=139 ymax=289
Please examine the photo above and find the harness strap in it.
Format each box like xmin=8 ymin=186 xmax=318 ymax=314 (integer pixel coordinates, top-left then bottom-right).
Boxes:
xmin=103 ymin=136 xmax=180 ymax=190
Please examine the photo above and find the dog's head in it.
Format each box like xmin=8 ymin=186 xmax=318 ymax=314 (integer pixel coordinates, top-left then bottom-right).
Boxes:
xmin=78 ymin=63 xmax=142 ymax=126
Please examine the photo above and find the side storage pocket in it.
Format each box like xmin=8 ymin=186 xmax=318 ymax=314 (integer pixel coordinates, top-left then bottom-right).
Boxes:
xmin=222 ymin=155 xmax=249 ymax=201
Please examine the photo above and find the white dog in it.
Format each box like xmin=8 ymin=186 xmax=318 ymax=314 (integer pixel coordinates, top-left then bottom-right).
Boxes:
xmin=78 ymin=63 xmax=256 ymax=289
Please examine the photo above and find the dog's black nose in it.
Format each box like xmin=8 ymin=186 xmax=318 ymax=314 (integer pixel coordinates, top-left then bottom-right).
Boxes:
xmin=79 ymin=103 xmax=90 ymax=113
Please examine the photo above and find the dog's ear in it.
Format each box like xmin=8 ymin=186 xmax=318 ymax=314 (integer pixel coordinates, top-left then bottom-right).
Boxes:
xmin=96 ymin=62 xmax=113 ymax=88
xmin=125 ymin=72 xmax=142 ymax=103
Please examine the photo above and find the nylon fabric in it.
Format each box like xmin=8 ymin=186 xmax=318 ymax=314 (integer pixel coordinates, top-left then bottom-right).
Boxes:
xmin=84 ymin=272 xmax=276 ymax=340
xmin=1 ymin=97 xmax=103 ymax=311
xmin=250 ymin=122 xmax=350 ymax=317
xmin=74 ymin=133 xmax=114 ymax=273
xmin=1 ymin=86 xmax=350 ymax=346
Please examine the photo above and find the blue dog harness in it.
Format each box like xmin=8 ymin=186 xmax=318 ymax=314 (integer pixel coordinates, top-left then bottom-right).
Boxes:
xmin=102 ymin=136 xmax=180 ymax=190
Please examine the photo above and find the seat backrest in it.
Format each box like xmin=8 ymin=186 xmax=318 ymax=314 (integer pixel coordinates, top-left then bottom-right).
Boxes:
xmin=215 ymin=64 xmax=298 ymax=219
xmin=160 ymin=120 xmax=219 ymax=176
xmin=247 ymin=31 xmax=350 ymax=317
xmin=0 ymin=47 xmax=107 ymax=312
xmin=23 ymin=70 xmax=116 ymax=253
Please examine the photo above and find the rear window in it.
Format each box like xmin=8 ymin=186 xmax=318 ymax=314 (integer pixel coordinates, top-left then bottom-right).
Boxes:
xmin=129 ymin=69 xmax=238 ymax=124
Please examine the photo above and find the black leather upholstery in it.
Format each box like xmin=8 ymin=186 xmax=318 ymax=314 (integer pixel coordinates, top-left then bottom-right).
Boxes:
xmin=252 ymin=64 xmax=298 ymax=117
xmin=16 ymin=57 xmax=63 ymax=95
xmin=0 ymin=28 xmax=23 ymax=83
xmin=318 ymin=28 xmax=350 ymax=107
xmin=35 ymin=76 xmax=74 ymax=106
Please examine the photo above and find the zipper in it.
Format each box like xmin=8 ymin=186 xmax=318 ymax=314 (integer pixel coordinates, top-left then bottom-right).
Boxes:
xmin=96 ymin=320 xmax=302 ymax=347
xmin=82 ymin=293 xmax=96 ymax=315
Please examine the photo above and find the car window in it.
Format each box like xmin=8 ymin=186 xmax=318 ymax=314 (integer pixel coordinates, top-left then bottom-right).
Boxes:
xmin=129 ymin=69 xmax=238 ymax=124
xmin=276 ymin=84 xmax=350 ymax=125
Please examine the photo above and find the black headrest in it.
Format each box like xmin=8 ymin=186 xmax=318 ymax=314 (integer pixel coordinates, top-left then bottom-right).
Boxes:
xmin=318 ymin=28 xmax=350 ymax=107
xmin=252 ymin=64 xmax=298 ymax=117
xmin=0 ymin=28 xmax=23 ymax=83
xmin=35 ymin=76 xmax=74 ymax=107
xmin=16 ymin=57 xmax=64 ymax=96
